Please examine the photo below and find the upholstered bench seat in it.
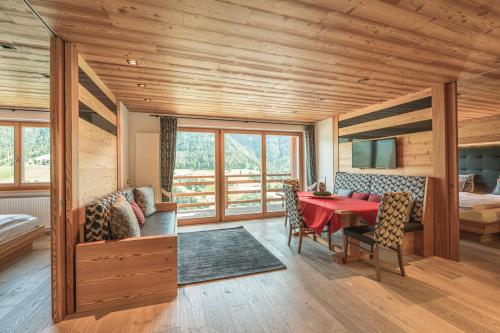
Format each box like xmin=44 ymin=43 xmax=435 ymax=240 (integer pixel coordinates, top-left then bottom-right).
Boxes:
xmin=404 ymin=221 xmax=424 ymax=232
xmin=140 ymin=211 xmax=176 ymax=237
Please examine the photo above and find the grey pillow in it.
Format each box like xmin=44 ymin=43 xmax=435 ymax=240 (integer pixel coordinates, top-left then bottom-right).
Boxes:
xmin=493 ymin=179 xmax=500 ymax=195
xmin=458 ymin=174 xmax=475 ymax=193
xmin=133 ymin=186 xmax=157 ymax=217
xmin=110 ymin=195 xmax=140 ymax=239
xmin=337 ymin=188 xmax=353 ymax=197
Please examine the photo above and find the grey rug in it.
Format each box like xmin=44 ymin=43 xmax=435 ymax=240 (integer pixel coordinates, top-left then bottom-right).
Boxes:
xmin=178 ymin=226 xmax=286 ymax=285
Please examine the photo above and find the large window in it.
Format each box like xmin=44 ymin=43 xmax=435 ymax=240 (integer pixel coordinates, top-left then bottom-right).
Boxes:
xmin=0 ymin=122 xmax=50 ymax=190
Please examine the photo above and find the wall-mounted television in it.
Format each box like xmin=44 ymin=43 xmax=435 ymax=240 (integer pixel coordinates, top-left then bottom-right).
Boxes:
xmin=352 ymin=138 xmax=397 ymax=169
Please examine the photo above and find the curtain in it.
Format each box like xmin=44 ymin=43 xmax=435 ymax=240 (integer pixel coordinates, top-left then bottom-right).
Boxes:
xmin=160 ymin=116 xmax=177 ymax=201
xmin=304 ymin=125 xmax=317 ymax=187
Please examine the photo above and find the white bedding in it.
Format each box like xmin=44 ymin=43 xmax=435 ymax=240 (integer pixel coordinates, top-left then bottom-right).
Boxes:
xmin=459 ymin=192 xmax=500 ymax=210
xmin=0 ymin=214 xmax=39 ymax=244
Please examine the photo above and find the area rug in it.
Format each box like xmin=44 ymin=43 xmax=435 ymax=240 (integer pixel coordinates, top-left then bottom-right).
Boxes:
xmin=178 ymin=226 xmax=286 ymax=285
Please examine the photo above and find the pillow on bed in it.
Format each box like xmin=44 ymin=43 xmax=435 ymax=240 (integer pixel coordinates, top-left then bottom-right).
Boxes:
xmin=458 ymin=174 xmax=475 ymax=193
xmin=493 ymin=179 xmax=500 ymax=195
xmin=458 ymin=179 xmax=466 ymax=192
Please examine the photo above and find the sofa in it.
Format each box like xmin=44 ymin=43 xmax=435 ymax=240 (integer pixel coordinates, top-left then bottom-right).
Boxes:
xmin=75 ymin=187 xmax=178 ymax=313
xmin=334 ymin=172 xmax=431 ymax=255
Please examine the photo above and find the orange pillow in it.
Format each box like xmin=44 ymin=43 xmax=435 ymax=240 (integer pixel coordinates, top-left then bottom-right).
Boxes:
xmin=130 ymin=201 xmax=145 ymax=225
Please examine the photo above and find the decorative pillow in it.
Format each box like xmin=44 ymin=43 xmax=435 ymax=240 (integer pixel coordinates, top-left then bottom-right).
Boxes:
xmin=336 ymin=188 xmax=353 ymax=197
xmin=130 ymin=201 xmax=145 ymax=224
xmin=493 ymin=179 xmax=500 ymax=195
xmin=458 ymin=174 xmax=475 ymax=193
xmin=367 ymin=194 xmax=382 ymax=203
xmin=133 ymin=186 xmax=157 ymax=217
xmin=352 ymin=192 xmax=369 ymax=200
xmin=109 ymin=195 xmax=140 ymax=239
xmin=458 ymin=179 xmax=466 ymax=192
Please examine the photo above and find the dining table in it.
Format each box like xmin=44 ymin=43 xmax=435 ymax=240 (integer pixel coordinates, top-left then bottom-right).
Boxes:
xmin=298 ymin=192 xmax=381 ymax=262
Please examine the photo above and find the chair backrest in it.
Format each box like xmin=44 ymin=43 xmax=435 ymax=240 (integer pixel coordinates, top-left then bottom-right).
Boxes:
xmin=374 ymin=192 xmax=412 ymax=248
xmin=282 ymin=179 xmax=303 ymax=228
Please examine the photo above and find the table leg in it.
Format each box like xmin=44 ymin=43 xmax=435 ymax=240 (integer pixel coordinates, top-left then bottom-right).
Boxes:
xmin=334 ymin=214 xmax=368 ymax=263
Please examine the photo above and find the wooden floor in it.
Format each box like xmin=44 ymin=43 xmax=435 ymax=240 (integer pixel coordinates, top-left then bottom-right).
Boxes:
xmin=2 ymin=218 xmax=500 ymax=332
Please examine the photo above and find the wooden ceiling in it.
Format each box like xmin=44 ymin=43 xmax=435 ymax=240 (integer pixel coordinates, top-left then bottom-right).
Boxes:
xmin=19 ymin=0 xmax=500 ymax=122
xmin=458 ymin=68 xmax=500 ymax=121
xmin=0 ymin=0 xmax=50 ymax=110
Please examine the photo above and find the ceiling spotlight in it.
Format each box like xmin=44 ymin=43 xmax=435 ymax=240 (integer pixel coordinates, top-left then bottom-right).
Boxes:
xmin=127 ymin=59 xmax=138 ymax=65
xmin=144 ymin=98 xmax=152 ymax=102
xmin=137 ymin=83 xmax=146 ymax=88
xmin=358 ymin=77 xmax=370 ymax=83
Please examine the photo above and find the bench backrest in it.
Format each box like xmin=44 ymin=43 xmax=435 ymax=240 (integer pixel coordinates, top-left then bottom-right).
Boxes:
xmin=334 ymin=172 xmax=427 ymax=223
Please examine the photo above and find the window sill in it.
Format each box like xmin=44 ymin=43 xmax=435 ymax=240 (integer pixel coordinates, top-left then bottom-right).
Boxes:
xmin=0 ymin=189 xmax=50 ymax=198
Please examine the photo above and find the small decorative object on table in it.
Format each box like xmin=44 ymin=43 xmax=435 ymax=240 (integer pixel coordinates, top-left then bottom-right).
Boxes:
xmin=313 ymin=190 xmax=332 ymax=197
xmin=318 ymin=181 xmax=327 ymax=193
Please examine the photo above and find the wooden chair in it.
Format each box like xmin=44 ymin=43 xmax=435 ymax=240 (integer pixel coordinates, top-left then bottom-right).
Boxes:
xmin=343 ymin=192 xmax=412 ymax=281
xmin=282 ymin=179 xmax=316 ymax=253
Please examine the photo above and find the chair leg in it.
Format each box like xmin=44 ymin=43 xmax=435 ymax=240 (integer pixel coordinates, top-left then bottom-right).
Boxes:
xmin=298 ymin=228 xmax=304 ymax=254
xmin=284 ymin=213 xmax=288 ymax=227
xmin=287 ymin=223 xmax=293 ymax=246
xmin=369 ymin=244 xmax=374 ymax=259
xmin=313 ymin=233 xmax=317 ymax=241
xmin=343 ymin=235 xmax=349 ymax=263
xmin=397 ymin=244 xmax=406 ymax=277
xmin=328 ymin=222 xmax=332 ymax=251
xmin=374 ymin=246 xmax=381 ymax=281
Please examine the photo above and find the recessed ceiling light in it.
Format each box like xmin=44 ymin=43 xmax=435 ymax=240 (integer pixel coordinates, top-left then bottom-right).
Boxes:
xmin=358 ymin=77 xmax=370 ymax=83
xmin=144 ymin=98 xmax=152 ymax=102
xmin=137 ymin=83 xmax=146 ymax=88
xmin=1 ymin=43 xmax=16 ymax=50
xmin=127 ymin=59 xmax=138 ymax=65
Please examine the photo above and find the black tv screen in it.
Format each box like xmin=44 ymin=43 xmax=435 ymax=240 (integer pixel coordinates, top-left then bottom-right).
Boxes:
xmin=352 ymin=140 xmax=374 ymax=168
xmin=374 ymin=138 xmax=397 ymax=169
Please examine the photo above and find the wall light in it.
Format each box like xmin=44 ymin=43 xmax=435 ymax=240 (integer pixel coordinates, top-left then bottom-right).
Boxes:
xmin=127 ymin=59 xmax=138 ymax=65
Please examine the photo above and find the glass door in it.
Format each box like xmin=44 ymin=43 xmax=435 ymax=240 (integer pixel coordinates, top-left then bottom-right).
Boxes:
xmin=173 ymin=129 xmax=219 ymax=223
xmin=222 ymin=131 xmax=263 ymax=220
xmin=265 ymin=133 xmax=302 ymax=214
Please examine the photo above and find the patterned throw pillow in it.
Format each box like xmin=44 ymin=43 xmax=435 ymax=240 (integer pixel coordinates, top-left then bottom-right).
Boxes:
xmin=133 ymin=186 xmax=157 ymax=217
xmin=109 ymin=195 xmax=140 ymax=239
xmin=458 ymin=174 xmax=475 ymax=193
xmin=336 ymin=188 xmax=353 ymax=197
xmin=458 ymin=179 xmax=466 ymax=192
xmin=493 ymin=179 xmax=500 ymax=195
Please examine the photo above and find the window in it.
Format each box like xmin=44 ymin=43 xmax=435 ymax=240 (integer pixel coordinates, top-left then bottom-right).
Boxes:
xmin=0 ymin=122 xmax=50 ymax=190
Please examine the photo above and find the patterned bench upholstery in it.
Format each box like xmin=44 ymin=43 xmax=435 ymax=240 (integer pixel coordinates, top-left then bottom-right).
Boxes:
xmin=84 ymin=188 xmax=134 ymax=242
xmin=334 ymin=172 xmax=427 ymax=224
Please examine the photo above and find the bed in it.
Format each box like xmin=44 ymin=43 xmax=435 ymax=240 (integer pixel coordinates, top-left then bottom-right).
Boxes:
xmin=0 ymin=214 xmax=44 ymax=266
xmin=459 ymin=146 xmax=500 ymax=242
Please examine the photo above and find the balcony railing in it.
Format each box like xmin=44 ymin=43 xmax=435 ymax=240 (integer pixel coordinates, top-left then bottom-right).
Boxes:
xmin=172 ymin=173 xmax=290 ymax=210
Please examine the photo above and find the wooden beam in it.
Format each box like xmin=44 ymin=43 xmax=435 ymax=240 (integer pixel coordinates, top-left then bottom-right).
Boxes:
xmin=333 ymin=116 xmax=339 ymax=190
xmin=49 ymin=36 xmax=66 ymax=323
xmin=78 ymin=84 xmax=117 ymax=125
xmin=432 ymin=82 xmax=459 ymax=261
xmin=77 ymin=54 xmax=116 ymax=102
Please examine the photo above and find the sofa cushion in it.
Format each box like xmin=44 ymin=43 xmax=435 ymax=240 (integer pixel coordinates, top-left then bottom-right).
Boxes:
xmin=130 ymin=201 xmax=145 ymax=224
xmin=134 ymin=186 xmax=157 ymax=217
xmin=337 ymin=188 xmax=353 ymax=197
xmin=140 ymin=211 xmax=176 ymax=237
xmin=335 ymin=172 xmax=372 ymax=194
xmin=352 ymin=192 xmax=369 ymax=200
xmin=109 ymin=195 xmax=140 ymax=239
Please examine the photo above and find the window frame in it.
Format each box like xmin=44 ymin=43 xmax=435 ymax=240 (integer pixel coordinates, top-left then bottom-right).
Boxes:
xmin=0 ymin=121 xmax=50 ymax=191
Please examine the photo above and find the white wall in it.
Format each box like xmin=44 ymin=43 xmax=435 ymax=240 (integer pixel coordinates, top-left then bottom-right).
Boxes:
xmin=129 ymin=112 xmax=306 ymax=185
xmin=119 ymin=102 xmax=131 ymax=187
xmin=315 ymin=117 xmax=334 ymax=192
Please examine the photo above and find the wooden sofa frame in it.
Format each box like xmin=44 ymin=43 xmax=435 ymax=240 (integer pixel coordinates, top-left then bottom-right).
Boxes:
xmin=75 ymin=202 xmax=178 ymax=313
xmin=0 ymin=226 xmax=44 ymax=267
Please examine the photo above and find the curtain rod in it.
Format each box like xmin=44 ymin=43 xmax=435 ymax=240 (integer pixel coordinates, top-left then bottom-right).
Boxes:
xmin=148 ymin=114 xmax=311 ymax=126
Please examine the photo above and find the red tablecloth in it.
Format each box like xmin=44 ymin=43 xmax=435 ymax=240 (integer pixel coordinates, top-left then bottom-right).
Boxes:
xmin=298 ymin=192 xmax=380 ymax=234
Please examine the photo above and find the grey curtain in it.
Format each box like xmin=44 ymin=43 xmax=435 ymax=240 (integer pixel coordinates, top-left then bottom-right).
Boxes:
xmin=304 ymin=125 xmax=317 ymax=187
xmin=160 ymin=116 xmax=177 ymax=201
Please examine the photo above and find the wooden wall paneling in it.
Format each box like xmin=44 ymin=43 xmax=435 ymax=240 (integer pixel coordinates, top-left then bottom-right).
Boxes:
xmin=49 ymin=36 xmax=66 ymax=323
xmin=64 ymin=42 xmax=79 ymax=315
xmin=117 ymin=100 xmax=122 ymax=188
xmin=333 ymin=116 xmax=339 ymax=190
xmin=458 ymin=115 xmax=500 ymax=146
xmin=432 ymin=82 xmax=459 ymax=261
xmin=415 ymin=177 xmax=434 ymax=257
xmin=78 ymin=84 xmax=117 ymax=125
